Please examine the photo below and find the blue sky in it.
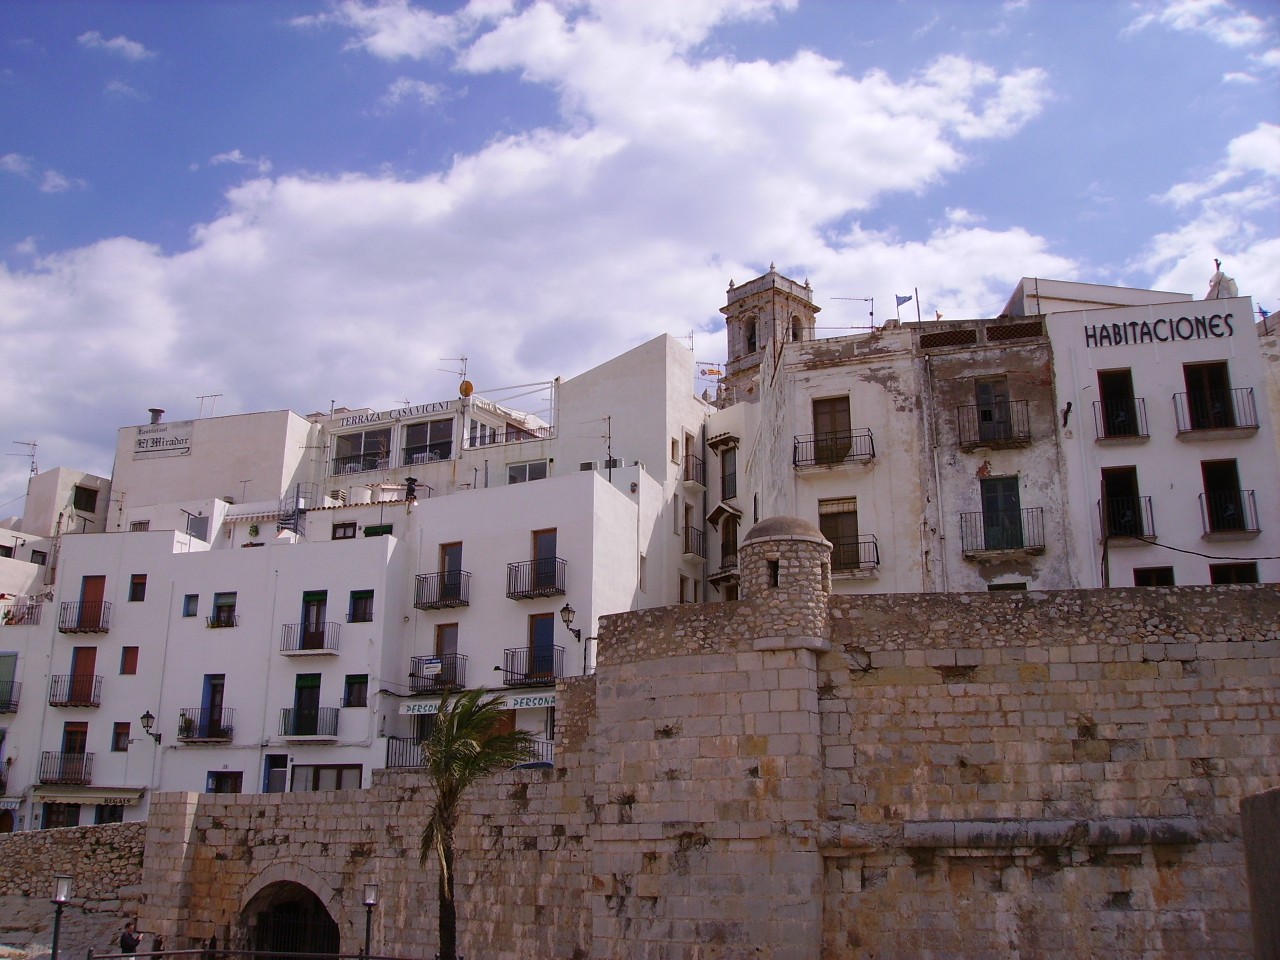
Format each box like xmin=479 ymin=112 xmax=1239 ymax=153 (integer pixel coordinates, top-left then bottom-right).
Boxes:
xmin=1 ymin=0 xmax=1277 ymax=514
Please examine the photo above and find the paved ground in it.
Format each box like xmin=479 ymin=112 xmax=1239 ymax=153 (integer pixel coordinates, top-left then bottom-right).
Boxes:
xmin=0 ymin=896 xmax=131 ymax=960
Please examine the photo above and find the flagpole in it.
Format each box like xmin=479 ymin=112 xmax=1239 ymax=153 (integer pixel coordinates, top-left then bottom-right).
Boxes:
xmin=915 ymin=288 xmax=921 ymax=324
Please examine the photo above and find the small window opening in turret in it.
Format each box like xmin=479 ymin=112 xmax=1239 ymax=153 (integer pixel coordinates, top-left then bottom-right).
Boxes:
xmin=768 ymin=559 xmax=780 ymax=588
xmin=791 ymin=317 xmax=802 ymax=342
xmin=746 ymin=319 xmax=758 ymax=353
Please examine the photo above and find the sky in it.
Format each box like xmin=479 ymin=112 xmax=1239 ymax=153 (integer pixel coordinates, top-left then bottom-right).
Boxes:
xmin=1 ymin=0 xmax=1278 ymax=515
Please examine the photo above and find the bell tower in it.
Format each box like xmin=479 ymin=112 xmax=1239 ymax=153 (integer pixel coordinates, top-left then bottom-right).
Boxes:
xmin=720 ymin=264 xmax=819 ymax=403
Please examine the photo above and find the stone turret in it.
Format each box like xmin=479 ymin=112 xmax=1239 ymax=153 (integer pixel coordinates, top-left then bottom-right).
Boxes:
xmin=740 ymin=515 xmax=832 ymax=652
xmin=720 ymin=266 xmax=819 ymax=403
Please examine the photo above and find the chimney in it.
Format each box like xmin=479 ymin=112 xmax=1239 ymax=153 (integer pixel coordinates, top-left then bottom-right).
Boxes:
xmin=148 ymin=408 xmax=164 ymax=424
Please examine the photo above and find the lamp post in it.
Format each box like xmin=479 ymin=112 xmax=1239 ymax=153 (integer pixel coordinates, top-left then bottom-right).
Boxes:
xmin=140 ymin=711 xmax=161 ymax=744
xmin=362 ymin=882 xmax=378 ymax=958
xmin=50 ymin=875 xmax=72 ymax=960
xmin=558 ymin=603 xmax=581 ymax=641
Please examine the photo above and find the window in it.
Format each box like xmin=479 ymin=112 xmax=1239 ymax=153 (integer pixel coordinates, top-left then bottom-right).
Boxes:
xmin=980 ymin=476 xmax=1023 ymax=550
xmin=343 ymin=674 xmax=369 ymax=707
xmin=182 ymin=594 xmax=198 ymax=617
xmin=819 ymin=498 xmax=860 ymax=571
xmin=95 ymin=804 xmax=123 ymax=824
xmin=364 ymin=524 xmax=393 ymax=537
xmin=988 ymin=582 xmax=1027 ymax=592
xmin=206 ymin=771 xmax=243 ymax=794
xmin=1100 ymin=466 xmax=1145 ymax=537
xmin=301 ymin=592 xmax=328 ymax=649
xmin=201 ymin=674 xmax=227 ymax=738
xmin=111 ymin=722 xmax=131 ymax=752
xmin=532 ymin=529 xmax=557 ymax=590
xmin=440 ymin=542 xmax=464 ymax=602
xmin=333 ymin=522 xmax=357 ymax=540
xmin=721 ymin=515 xmax=739 ymax=567
xmin=528 ymin=613 xmax=556 ymax=679
xmin=508 ymin=460 xmax=548 ymax=484
xmin=1202 ymin=460 xmax=1247 ymax=533
xmin=721 ymin=447 xmax=737 ymax=500
xmin=1210 ymin=562 xmax=1258 ymax=584
xmin=1184 ymin=361 xmax=1234 ymax=429
xmin=73 ymin=485 xmax=99 ymax=513
xmin=468 ymin=420 xmax=498 ymax=447
xmin=0 ymin=545 xmax=10 ymax=559
xmin=975 ymin=377 xmax=1013 ymax=442
xmin=31 ymin=550 xmax=47 ymax=566
xmin=638 ymin=554 xmax=646 ymax=592
xmin=812 ymin=397 xmax=852 ymax=464
xmin=211 ymin=592 xmax=237 ymax=627
xmin=745 ymin=318 xmax=758 ymax=353
xmin=289 ymin=764 xmax=362 ymax=792
xmin=671 ymin=438 xmax=680 ymax=463
xmin=348 ymin=590 xmax=374 ymax=623
xmin=129 ymin=520 xmax=150 ymax=532
xmin=263 ymin=754 xmax=288 ymax=793
xmin=1097 ymin=369 xmax=1139 ymax=438
xmin=128 ymin=574 xmax=147 ymax=602
xmin=120 ymin=647 xmax=139 ymax=675
xmin=42 ymin=803 xmax=80 ymax=830
xmin=1134 ymin=567 xmax=1175 ymax=587
xmin=333 ymin=427 xmax=391 ymax=474
xmin=186 ymin=514 xmax=210 ymax=542
xmin=791 ymin=316 xmax=803 ymax=342
xmin=403 ymin=419 xmax=453 ymax=465
xmin=292 ymin=672 xmax=322 ymax=734
xmin=679 ymin=574 xmax=691 ymax=603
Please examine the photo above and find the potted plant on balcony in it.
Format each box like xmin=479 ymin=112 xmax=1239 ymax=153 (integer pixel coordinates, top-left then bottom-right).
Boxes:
xmin=178 ymin=714 xmax=196 ymax=739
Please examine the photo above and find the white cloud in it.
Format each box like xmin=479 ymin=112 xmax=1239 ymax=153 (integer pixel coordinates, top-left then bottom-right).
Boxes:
xmin=39 ymin=170 xmax=72 ymax=193
xmin=105 ymin=79 xmax=147 ymax=100
xmin=0 ymin=153 xmax=33 ymax=176
xmin=1 ymin=153 xmax=81 ymax=192
xmin=1125 ymin=0 xmax=1270 ymax=48
xmin=209 ymin=149 xmax=273 ymax=174
xmin=292 ymin=0 xmax=467 ymax=59
xmin=77 ymin=30 xmax=155 ymax=61
xmin=379 ymin=76 xmax=446 ymax=109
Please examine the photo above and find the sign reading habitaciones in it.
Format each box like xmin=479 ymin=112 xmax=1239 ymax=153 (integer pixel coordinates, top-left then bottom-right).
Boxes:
xmin=1084 ymin=312 xmax=1234 ymax=348
xmin=338 ymin=401 xmax=454 ymax=428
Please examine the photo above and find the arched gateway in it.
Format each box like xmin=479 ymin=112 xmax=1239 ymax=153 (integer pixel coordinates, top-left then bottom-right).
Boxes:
xmin=241 ymin=881 xmax=339 ymax=956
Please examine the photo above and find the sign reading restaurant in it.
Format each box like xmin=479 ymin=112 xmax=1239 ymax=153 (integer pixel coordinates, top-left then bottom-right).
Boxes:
xmin=338 ymin=400 xmax=454 ymax=428
xmin=134 ymin=420 xmax=194 ymax=460
xmin=1084 ymin=312 xmax=1235 ymax=348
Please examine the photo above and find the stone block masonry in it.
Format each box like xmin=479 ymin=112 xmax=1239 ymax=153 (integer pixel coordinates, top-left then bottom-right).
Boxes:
xmin=93 ymin=525 xmax=1280 ymax=958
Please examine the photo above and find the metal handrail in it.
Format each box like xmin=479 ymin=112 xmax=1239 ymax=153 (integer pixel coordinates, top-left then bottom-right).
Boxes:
xmin=279 ymin=707 xmax=339 ymax=737
xmin=177 ymin=707 xmax=235 ymax=741
xmin=793 ymin=429 xmax=875 ymax=466
xmin=1174 ymin=387 xmax=1258 ymax=433
xmin=956 ymin=400 xmax=1031 ymax=447
xmin=1092 ymin=398 xmax=1149 ymax=440
xmin=498 ymin=646 xmax=564 ymax=686
xmin=959 ymin=507 xmax=1046 ymax=553
xmin=48 ymin=674 xmax=103 ymax=706
xmin=57 ymin=600 xmax=111 ymax=633
xmin=409 ymin=653 xmax=468 ymax=692
xmin=414 ymin=571 xmax=471 ymax=609
xmin=280 ymin=622 xmax=341 ymax=653
xmin=506 ymin=558 xmax=566 ymax=599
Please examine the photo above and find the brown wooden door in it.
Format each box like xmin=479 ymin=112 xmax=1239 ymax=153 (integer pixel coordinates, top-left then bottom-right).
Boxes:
xmin=79 ymin=575 xmax=105 ymax=630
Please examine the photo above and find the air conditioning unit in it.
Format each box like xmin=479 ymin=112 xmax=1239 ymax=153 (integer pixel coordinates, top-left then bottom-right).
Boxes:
xmin=579 ymin=461 xmax=598 ymax=472
xmin=602 ymin=458 xmax=622 ymax=469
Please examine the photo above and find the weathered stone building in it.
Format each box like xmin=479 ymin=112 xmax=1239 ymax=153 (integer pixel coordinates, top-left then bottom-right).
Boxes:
xmin=84 ymin=517 xmax=1276 ymax=958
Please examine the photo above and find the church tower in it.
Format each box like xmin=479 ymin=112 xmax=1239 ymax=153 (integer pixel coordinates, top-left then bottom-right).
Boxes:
xmin=720 ymin=264 xmax=819 ymax=403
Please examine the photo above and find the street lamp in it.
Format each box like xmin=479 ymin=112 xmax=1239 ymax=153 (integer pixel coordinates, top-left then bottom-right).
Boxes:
xmin=50 ymin=875 xmax=72 ymax=960
xmin=362 ymin=882 xmax=378 ymax=958
xmin=559 ymin=603 xmax=581 ymax=641
xmin=139 ymin=711 xmax=161 ymax=744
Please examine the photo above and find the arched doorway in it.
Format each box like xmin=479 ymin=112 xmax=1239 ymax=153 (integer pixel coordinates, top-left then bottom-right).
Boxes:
xmin=241 ymin=881 xmax=339 ymax=957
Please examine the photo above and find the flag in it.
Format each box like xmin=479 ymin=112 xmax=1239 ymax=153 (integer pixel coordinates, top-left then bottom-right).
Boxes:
xmin=895 ymin=294 xmax=912 ymax=307
xmin=1260 ymin=306 xmax=1271 ymax=319
xmin=935 ymin=310 xmax=943 ymax=320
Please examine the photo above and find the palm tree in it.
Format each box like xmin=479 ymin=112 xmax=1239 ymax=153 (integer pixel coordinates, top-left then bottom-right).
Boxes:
xmin=419 ymin=689 xmax=537 ymax=960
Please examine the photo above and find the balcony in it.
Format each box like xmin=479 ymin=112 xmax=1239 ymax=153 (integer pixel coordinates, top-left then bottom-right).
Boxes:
xmin=206 ymin=609 xmax=239 ymax=629
xmin=331 ymin=453 xmax=390 ymax=476
xmin=793 ymin=429 xmax=875 ymax=467
xmin=414 ymin=571 xmax=471 ymax=609
xmin=39 ymin=751 xmax=93 ymax=785
xmin=1092 ymin=398 xmax=1149 ymax=443
xmin=57 ymin=601 xmax=111 ymax=634
xmin=402 ymin=442 xmax=452 ymax=466
xmin=0 ymin=680 xmax=20 ymax=712
xmin=956 ymin=401 xmax=1031 ymax=449
xmin=1200 ymin=490 xmax=1260 ymax=540
xmin=279 ymin=706 xmax=339 ymax=739
xmin=683 ymin=525 xmax=706 ymax=561
xmin=410 ymin=653 xmax=468 ymax=693
xmin=1 ymin=602 xmax=42 ymax=626
xmin=385 ymin=735 xmax=426 ymax=768
xmin=959 ymin=508 xmax=1046 ymax=557
xmin=506 ymin=558 xmax=566 ymax=600
xmin=829 ymin=535 xmax=880 ymax=575
xmin=682 ymin=453 xmax=706 ymax=489
xmin=1098 ymin=497 xmax=1155 ymax=543
xmin=497 ymin=646 xmax=564 ymax=687
xmin=177 ymin=707 xmax=235 ymax=742
xmin=529 ymin=738 xmax=555 ymax=764
xmin=49 ymin=674 xmax=103 ymax=707
xmin=1174 ymin=388 xmax=1259 ymax=439
xmin=280 ymin=621 xmax=341 ymax=655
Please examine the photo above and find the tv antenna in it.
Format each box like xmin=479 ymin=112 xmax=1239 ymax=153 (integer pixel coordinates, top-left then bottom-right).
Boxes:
xmin=197 ymin=394 xmax=223 ymax=418
xmin=831 ymin=297 xmax=874 ymax=328
xmin=9 ymin=441 xmax=37 ymax=476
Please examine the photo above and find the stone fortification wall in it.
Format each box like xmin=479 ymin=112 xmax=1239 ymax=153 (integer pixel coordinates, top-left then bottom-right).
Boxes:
xmin=819 ymin=585 xmax=1278 ymax=957
xmin=0 ymin=821 xmax=145 ymax=906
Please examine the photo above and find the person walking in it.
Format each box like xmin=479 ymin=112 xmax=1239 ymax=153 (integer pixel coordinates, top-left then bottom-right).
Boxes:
xmin=119 ymin=921 xmax=143 ymax=955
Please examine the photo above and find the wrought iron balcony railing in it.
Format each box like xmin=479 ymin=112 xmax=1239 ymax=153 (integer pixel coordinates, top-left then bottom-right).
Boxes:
xmin=206 ymin=609 xmax=238 ymax=628
xmin=177 ymin=707 xmax=235 ymax=741
xmin=497 ymin=646 xmax=564 ymax=687
xmin=829 ymin=534 xmax=880 ymax=572
xmin=385 ymin=735 xmax=426 ymax=768
xmin=683 ymin=525 xmax=706 ymax=560
xmin=279 ymin=706 xmax=339 ymax=738
xmin=280 ymin=621 xmax=341 ymax=654
xmin=959 ymin=507 xmax=1046 ymax=555
xmin=0 ymin=679 xmax=20 ymax=712
xmin=402 ymin=442 xmax=452 ymax=466
xmin=1174 ymin=388 xmax=1258 ymax=435
xmin=793 ymin=429 xmax=875 ymax=467
xmin=1098 ymin=497 xmax=1155 ymax=539
xmin=57 ymin=601 xmax=111 ymax=633
xmin=49 ymin=674 xmax=103 ymax=707
xmin=506 ymin=558 xmax=566 ymax=599
xmin=1200 ymin=490 xmax=1260 ymax=537
xmin=956 ymin=401 xmax=1032 ymax=448
xmin=1092 ymin=398 xmax=1149 ymax=441
xmin=410 ymin=653 xmax=468 ymax=693
xmin=682 ymin=453 xmax=706 ymax=488
xmin=39 ymin=751 xmax=93 ymax=785
xmin=1 ymin=602 xmax=42 ymax=626
xmin=529 ymin=738 xmax=555 ymax=764
xmin=414 ymin=571 xmax=471 ymax=609
xmin=331 ymin=453 xmax=390 ymax=476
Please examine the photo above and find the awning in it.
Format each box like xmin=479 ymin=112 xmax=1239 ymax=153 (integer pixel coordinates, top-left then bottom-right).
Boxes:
xmin=706 ymin=501 xmax=743 ymax=529
xmin=31 ymin=786 xmax=145 ymax=807
xmin=707 ymin=432 xmax=739 ymax=453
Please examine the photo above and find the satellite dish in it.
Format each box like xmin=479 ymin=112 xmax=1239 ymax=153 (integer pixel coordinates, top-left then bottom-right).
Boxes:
xmin=459 ymin=380 xmax=474 ymax=397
